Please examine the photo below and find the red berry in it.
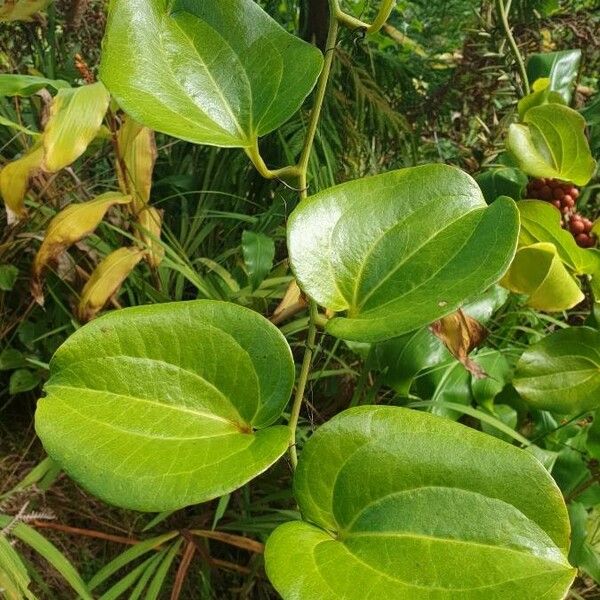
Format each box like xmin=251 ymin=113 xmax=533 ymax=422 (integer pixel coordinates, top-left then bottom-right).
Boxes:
xmin=531 ymin=179 xmax=543 ymax=190
xmin=576 ymin=233 xmax=589 ymax=246
xmin=562 ymin=205 xmax=570 ymax=214
xmin=570 ymin=188 xmax=580 ymax=199
xmin=563 ymin=195 xmax=575 ymax=208
xmin=553 ymin=187 xmax=565 ymax=200
xmin=552 ymin=200 xmax=562 ymax=209
xmin=583 ymin=218 xmax=593 ymax=230
xmin=540 ymin=186 xmax=553 ymax=200
xmin=571 ymin=220 xmax=586 ymax=234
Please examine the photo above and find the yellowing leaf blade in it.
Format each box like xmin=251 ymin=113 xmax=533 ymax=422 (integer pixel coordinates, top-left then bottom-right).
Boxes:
xmin=77 ymin=247 xmax=144 ymax=322
xmin=135 ymin=206 xmax=164 ymax=268
xmin=0 ymin=145 xmax=44 ymax=223
xmin=42 ymin=82 xmax=110 ymax=173
xmin=502 ymin=242 xmax=584 ymax=311
xmin=116 ymin=117 xmax=157 ymax=210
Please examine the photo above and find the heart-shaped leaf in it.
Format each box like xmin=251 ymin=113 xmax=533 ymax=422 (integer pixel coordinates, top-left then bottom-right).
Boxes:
xmin=514 ymin=327 xmax=600 ymax=414
xmin=288 ymin=165 xmax=519 ymax=342
xmin=35 ymin=301 xmax=295 ymax=511
xmin=507 ymin=104 xmax=596 ymax=186
xmin=100 ymin=0 xmax=323 ymax=149
xmin=265 ymin=406 xmax=575 ymax=599
xmin=501 ymin=242 xmax=584 ymax=311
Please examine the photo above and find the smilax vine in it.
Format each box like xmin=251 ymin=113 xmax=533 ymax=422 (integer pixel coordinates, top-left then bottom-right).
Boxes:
xmin=10 ymin=0 xmax=597 ymax=598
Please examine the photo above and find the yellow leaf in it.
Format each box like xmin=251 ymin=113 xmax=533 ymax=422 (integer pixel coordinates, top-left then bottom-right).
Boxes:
xmin=32 ymin=192 xmax=132 ymax=302
xmin=135 ymin=206 xmax=164 ymax=268
xmin=77 ymin=247 xmax=144 ymax=322
xmin=116 ymin=116 xmax=157 ymax=211
xmin=0 ymin=145 xmax=44 ymax=223
xmin=0 ymin=0 xmax=51 ymax=21
xmin=502 ymin=242 xmax=584 ymax=311
xmin=431 ymin=310 xmax=488 ymax=378
xmin=42 ymin=82 xmax=110 ymax=173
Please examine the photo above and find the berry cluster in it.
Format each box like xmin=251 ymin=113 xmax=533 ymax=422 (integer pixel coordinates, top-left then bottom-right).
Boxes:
xmin=568 ymin=214 xmax=596 ymax=248
xmin=526 ymin=178 xmax=596 ymax=249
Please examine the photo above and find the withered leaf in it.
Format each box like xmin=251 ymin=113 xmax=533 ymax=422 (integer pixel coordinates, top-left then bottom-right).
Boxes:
xmin=431 ymin=310 xmax=488 ymax=378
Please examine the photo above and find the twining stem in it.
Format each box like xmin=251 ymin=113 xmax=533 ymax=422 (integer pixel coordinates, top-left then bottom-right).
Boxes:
xmin=495 ymin=0 xmax=530 ymax=97
xmin=333 ymin=0 xmax=395 ymax=34
xmin=287 ymin=2 xmax=340 ymax=469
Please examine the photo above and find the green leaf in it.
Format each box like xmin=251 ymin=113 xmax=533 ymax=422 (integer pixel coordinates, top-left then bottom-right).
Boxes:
xmin=9 ymin=369 xmax=41 ymax=394
xmin=35 ymin=300 xmax=294 ymax=511
xmin=0 ymin=349 xmax=27 ymax=371
xmin=0 ymin=264 xmax=19 ymax=291
xmin=242 ymin=231 xmax=275 ymax=291
xmin=475 ymin=167 xmax=528 ymax=203
xmin=501 ymin=242 xmax=584 ymax=311
xmin=288 ymin=165 xmax=519 ymax=342
xmin=0 ymin=115 xmax=40 ymax=137
xmin=517 ymin=200 xmax=598 ymax=274
xmin=526 ymin=50 xmax=582 ymax=104
xmin=514 ymin=327 xmax=600 ymax=413
xmin=42 ymin=82 xmax=111 ymax=173
xmin=100 ymin=0 xmax=323 ymax=149
xmin=517 ymin=78 xmax=566 ymax=120
xmin=265 ymin=406 xmax=575 ymax=600
xmin=0 ymin=75 xmax=69 ymax=97
xmin=507 ymin=104 xmax=596 ymax=186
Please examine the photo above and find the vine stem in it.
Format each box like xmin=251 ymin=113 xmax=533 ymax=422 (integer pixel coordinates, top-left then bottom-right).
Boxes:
xmin=287 ymin=3 xmax=340 ymax=469
xmin=495 ymin=0 xmax=530 ymax=97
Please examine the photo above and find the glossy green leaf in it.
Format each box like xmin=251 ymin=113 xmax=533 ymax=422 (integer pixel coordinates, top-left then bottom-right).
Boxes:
xmin=526 ymin=50 xmax=582 ymax=104
xmin=288 ymin=165 xmax=519 ymax=342
xmin=514 ymin=327 xmax=600 ymax=414
xmin=42 ymin=82 xmax=111 ymax=173
xmin=475 ymin=166 xmax=528 ymax=203
xmin=501 ymin=242 xmax=584 ymax=311
xmin=35 ymin=300 xmax=295 ymax=511
xmin=242 ymin=230 xmax=275 ymax=291
xmin=100 ymin=0 xmax=323 ymax=149
xmin=0 ymin=74 xmax=68 ymax=97
xmin=507 ymin=104 xmax=596 ymax=186
xmin=265 ymin=406 xmax=575 ymax=600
